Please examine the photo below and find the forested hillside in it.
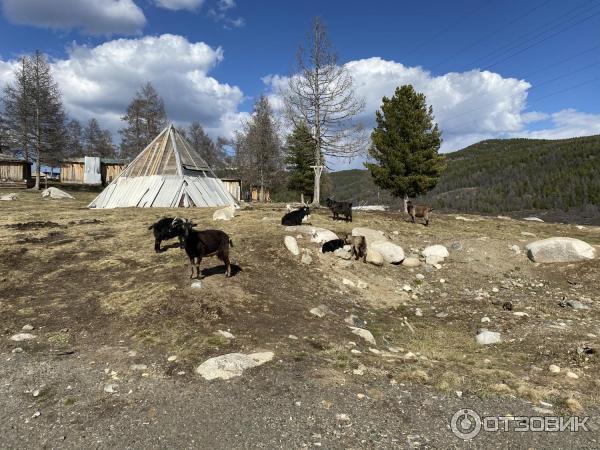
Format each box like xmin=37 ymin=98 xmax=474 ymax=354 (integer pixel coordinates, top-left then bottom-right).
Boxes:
xmin=329 ymin=135 xmax=600 ymax=217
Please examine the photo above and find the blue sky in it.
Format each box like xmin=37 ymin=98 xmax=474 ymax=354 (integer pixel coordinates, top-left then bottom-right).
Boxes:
xmin=1 ymin=0 xmax=599 ymax=169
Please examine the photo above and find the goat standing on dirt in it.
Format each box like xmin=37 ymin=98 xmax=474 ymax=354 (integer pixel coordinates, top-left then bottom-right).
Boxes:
xmin=325 ymin=198 xmax=352 ymax=222
xmin=407 ymin=201 xmax=433 ymax=226
xmin=179 ymin=219 xmax=233 ymax=279
xmin=149 ymin=217 xmax=185 ymax=253
xmin=281 ymin=206 xmax=310 ymax=226
xmin=345 ymin=235 xmax=367 ymax=262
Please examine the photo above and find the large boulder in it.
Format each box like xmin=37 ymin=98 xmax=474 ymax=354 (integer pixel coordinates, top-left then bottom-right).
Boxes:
xmin=284 ymin=236 xmax=300 ymax=256
xmin=366 ymin=249 xmax=384 ymax=266
xmin=309 ymin=228 xmax=338 ymax=244
xmin=526 ymin=237 xmax=595 ymax=263
xmin=371 ymin=241 xmax=405 ymax=264
xmin=213 ymin=205 xmax=236 ymax=221
xmin=195 ymin=352 xmax=274 ymax=380
xmin=352 ymin=227 xmax=387 ymax=245
xmin=422 ymin=245 xmax=449 ymax=265
xmin=41 ymin=187 xmax=74 ymax=199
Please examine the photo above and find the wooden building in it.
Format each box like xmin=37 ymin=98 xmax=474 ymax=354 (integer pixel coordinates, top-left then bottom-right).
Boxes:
xmin=0 ymin=153 xmax=32 ymax=189
xmin=220 ymin=178 xmax=242 ymax=202
xmin=249 ymin=185 xmax=271 ymax=202
xmin=61 ymin=157 xmax=128 ymax=186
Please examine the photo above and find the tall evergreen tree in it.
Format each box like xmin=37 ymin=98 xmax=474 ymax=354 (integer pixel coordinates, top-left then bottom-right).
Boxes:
xmin=2 ymin=57 xmax=33 ymax=161
xmin=83 ymin=118 xmax=115 ymax=158
xmin=64 ymin=119 xmax=84 ymax=158
xmin=285 ymin=122 xmax=315 ymax=201
xmin=234 ymin=95 xmax=282 ymax=201
xmin=366 ymin=85 xmax=445 ymax=211
xmin=119 ymin=82 xmax=167 ymax=158
xmin=0 ymin=112 xmax=8 ymax=153
xmin=187 ymin=121 xmax=226 ymax=169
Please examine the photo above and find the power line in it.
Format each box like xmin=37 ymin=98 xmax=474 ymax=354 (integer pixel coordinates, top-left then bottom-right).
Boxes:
xmin=482 ymin=8 xmax=600 ymax=70
xmin=471 ymin=0 xmax=599 ymax=68
xmin=430 ymin=0 xmax=555 ymax=72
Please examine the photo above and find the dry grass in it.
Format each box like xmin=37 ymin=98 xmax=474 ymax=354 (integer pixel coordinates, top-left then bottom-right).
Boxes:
xmin=1 ymin=188 xmax=600 ymax=410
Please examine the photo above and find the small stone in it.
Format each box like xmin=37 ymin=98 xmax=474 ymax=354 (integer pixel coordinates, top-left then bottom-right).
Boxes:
xmin=353 ymin=364 xmax=366 ymax=375
xmin=403 ymin=351 xmax=417 ymax=361
xmin=301 ymin=253 xmax=312 ymax=265
xmin=492 ymin=287 xmax=499 ymax=293
xmin=532 ymin=407 xmax=553 ymax=415
xmin=310 ymin=305 xmax=330 ymax=318
xmin=513 ymin=311 xmax=529 ymax=317
xmin=12 ymin=347 xmax=23 ymax=354
xmin=566 ymin=371 xmax=579 ymax=379
xmin=342 ymin=278 xmax=356 ymax=288
xmin=349 ymin=327 xmax=376 ymax=345
xmin=191 ymin=280 xmax=202 ymax=289
xmin=22 ymin=324 xmax=34 ymax=331
xmin=357 ymin=280 xmax=368 ymax=289
xmin=31 ymin=411 xmax=41 ymax=418
xmin=167 ymin=355 xmax=177 ymax=362
xmin=481 ymin=316 xmax=491 ymax=323
xmin=402 ymin=284 xmax=412 ymax=292
xmin=415 ymin=308 xmax=423 ymax=317
xmin=402 ymin=257 xmax=421 ymax=268
xmin=566 ymin=300 xmax=589 ymax=310
xmin=357 ymin=393 xmax=365 ymax=399
xmin=104 ymin=384 xmax=117 ymax=393
xmin=369 ymin=348 xmax=381 ymax=355
xmin=549 ymin=364 xmax=560 ymax=373
xmin=32 ymin=389 xmax=40 ymax=397
xmin=335 ymin=413 xmax=350 ymax=421
xmin=476 ymin=330 xmax=501 ymax=345
xmin=215 ymin=330 xmax=235 ymax=339
xmin=435 ymin=312 xmax=448 ymax=318
xmin=288 ymin=335 xmax=298 ymax=340
xmin=130 ymin=364 xmax=148 ymax=371
xmin=350 ymin=349 xmax=361 ymax=354
xmin=284 ymin=236 xmax=300 ymax=256
xmin=10 ymin=333 xmax=35 ymax=342
xmin=415 ymin=274 xmax=425 ymax=280
xmin=439 ymin=279 xmax=446 ymax=284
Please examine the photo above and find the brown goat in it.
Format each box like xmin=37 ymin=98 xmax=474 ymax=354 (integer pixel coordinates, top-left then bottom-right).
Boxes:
xmin=407 ymin=201 xmax=433 ymax=226
xmin=345 ymin=234 xmax=367 ymax=262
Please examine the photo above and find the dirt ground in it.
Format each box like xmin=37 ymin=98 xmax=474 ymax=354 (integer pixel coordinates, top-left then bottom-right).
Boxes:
xmin=1 ymin=188 xmax=600 ymax=449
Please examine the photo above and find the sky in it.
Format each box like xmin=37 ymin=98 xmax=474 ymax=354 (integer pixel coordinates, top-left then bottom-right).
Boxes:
xmin=0 ymin=0 xmax=599 ymax=170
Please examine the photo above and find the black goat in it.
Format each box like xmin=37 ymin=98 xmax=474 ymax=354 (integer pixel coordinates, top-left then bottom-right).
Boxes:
xmin=281 ymin=206 xmax=310 ymax=226
xmin=326 ymin=198 xmax=352 ymax=222
xmin=180 ymin=220 xmax=233 ymax=279
xmin=321 ymin=239 xmax=345 ymax=253
xmin=148 ymin=217 xmax=185 ymax=253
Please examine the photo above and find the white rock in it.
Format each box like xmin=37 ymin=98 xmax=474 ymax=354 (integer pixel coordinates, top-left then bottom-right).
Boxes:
xmin=481 ymin=317 xmax=491 ymax=323
xmin=524 ymin=217 xmax=544 ymax=222
xmin=168 ymin=355 xmax=178 ymax=362
xmin=549 ymin=364 xmax=560 ymax=373
xmin=509 ymin=245 xmax=521 ymax=254
xmin=366 ymin=249 xmax=384 ymax=266
xmin=333 ymin=247 xmax=352 ymax=260
xmin=403 ymin=351 xmax=417 ymax=361
xmin=402 ymin=257 xmax=421 ymax=267
xmin=309 ymin=228 xmax=339 ymax=244
xmin=336 ymin=413 xmax=350 ymax=421
xmin=130 ymin=364 xmax=148 ymax=371
xmin=532 ymin=407 xmax=553 ymax=415
xmin=526 ymin=237 xmax=595 ymax=263
xmin=301 ymin=252 xmax=313 ymax=265
xmin=351 ymin=227 xmax=387 ymax=244
xmin=310 ymin=305 xmax=330 ymax=318
xmin=349 ymin=327 xmax=376 ymax=345
xmin=357 ymin=280 xmax=368 ymax=289
xmin=0 ymin=193 xmax=18 ymax=201
xmin=10 ymin=333 xmax=36 ymax=341
xmin=439 ymin=279 xmax=446 ymax=284
xmin=284 ymin=236 xmax=300 ymax=256
xmin=476 ymin=330 xmax=501 ymax=345
xmin=342 ymin=278 xmax=356 ymax=288
xmin=191 ymin=280 xmax=202 ymax=289
xmin=104 ymin=384 xmax=117 ymax=393
xmin=415 ymin=308 xmax=423 ymax=317
xmin=195 ymin=352 xmax=274 ymax=380
xmin=41 ymin=187 xmax=75 ymax=199
xmin=369 ymin=348 xmax=381 ymax=355
xmin=402 ymin=285 xmax=412 ymax=292
xmin=216 ymin=330 xmax=235 ymax=339
xmin=22 ymin=324 xmax=34 ymax=331
xmin=213 ymin=205 xmax=236 ymax=221
xmin=455 ymin=215 xmax=478 ymax=222
xmin=371 ymin=241 xmax=405 ymax=264
xmin=415 ymin=274 xmax=425 ymax=280
xmin=566 ymin=371 xmax=579 ymax=379
xmin=422 ymin=245 xmax=449 ymax=260
xmin=513 ymin=312 xmax=529 ymax=317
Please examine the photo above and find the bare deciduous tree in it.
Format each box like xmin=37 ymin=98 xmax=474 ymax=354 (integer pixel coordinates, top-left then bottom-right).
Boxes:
xmin=283 ymin=17 xmax=365 ymax=205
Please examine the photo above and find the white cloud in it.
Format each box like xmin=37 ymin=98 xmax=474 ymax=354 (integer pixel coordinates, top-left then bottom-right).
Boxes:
xmin=217 ymin=0 xmax=235 ymax=11
xmin=1 ymin=0 xmax=146 ymax=35
xmin=208 ymin=0 xmax=244 ymax=29
xmin=516 ymin=109 xmax=600 ymax=140
xmin=0 ymin=34 xmax=246 ymax=141
xmin=154 ymin=0 xmax=204 ymax=12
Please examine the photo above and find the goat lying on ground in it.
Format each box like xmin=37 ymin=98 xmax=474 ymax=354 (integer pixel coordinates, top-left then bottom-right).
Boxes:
xmin=281 ymin=206 xmax=310 ymax=226
xmin=321 ymin=239 xmax=345 ymax=253
xmin=407 ymin=201 xmax=433 ymax=226
xmin=148 ymin=217 xmax=185 ymax=253
xmin=345 ymin=234 xmax=367 ymax=262
xmin=325 ymin=198 xmax=352 ymax=222
xmin=178 ymin=219 xmax=233 ymax=279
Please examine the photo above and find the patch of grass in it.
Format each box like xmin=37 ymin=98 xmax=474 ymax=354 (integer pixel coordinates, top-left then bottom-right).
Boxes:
xmin=47 ymin=332 xmax=71 ymax=348
xmin=63 ymin=397 xmax=77 ymax=406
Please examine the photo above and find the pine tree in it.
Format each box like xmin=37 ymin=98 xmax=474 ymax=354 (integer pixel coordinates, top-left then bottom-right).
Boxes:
xmin=2 ymin=57 xmax=33 ymax=161
xmin=234 ymin=95 xmax=282 ymax=201
xmin=64 ymin=119 xmax=84 ymax=158
xmin=187 ymin=121 xmax=226 ymax=169
xmin=285 ymin=122 xmax=315 ymax=201
xmin=83 ymin=118 xmax=115 ymax=158
xmin=365 ymin=85 xmax=445 ymax=210
xmin=119 ymin=82 xmax=167 ymax=158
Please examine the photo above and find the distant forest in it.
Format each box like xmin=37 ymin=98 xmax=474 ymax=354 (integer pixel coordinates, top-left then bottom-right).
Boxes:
xmin=329 ymin=135 xmax=600 ymax=219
